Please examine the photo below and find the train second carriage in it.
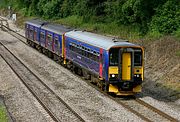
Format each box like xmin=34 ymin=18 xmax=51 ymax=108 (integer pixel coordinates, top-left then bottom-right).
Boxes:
xmin=25 ymin=19 xmax=144 ymax=96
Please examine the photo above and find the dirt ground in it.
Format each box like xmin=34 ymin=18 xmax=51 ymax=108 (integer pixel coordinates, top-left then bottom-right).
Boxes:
xmin=143 ymin=36 xmax=180 ymax=102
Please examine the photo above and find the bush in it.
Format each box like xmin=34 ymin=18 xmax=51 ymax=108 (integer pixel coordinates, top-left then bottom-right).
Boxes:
xmin=150 ymin=0 xmax=180 ymax=34
xmin=174 ymin=28 xmax=180 ymax=39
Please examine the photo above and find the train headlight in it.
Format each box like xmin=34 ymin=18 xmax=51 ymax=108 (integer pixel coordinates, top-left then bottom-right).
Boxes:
xmin=137 ymin=74 xmax=139 ymax=77
xmin=111 ymin=74 xmax=115 ymax=78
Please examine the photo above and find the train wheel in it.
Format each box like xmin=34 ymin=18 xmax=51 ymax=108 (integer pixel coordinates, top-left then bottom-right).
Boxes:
xmin=48 ymin=51 xmax=53 ymax=58
xmin=38 ymin=47 xmax=42 ymax=53
xmin=66 ymin=61 xmax=72 ymax=69
xmin=100 ymin=81 xmax=105 ymax=91
xmin=31 ymin=42 xmax=35 ymax=48
xmin=77 ymin=68 xmax=82 ymax=76
xmin=42 ymin=48 xmax=46 ymax=54
xmin=26 ymin=40 xmax=30 ymax=44
xmin=82 ymin=70 xmax=91 ymax=80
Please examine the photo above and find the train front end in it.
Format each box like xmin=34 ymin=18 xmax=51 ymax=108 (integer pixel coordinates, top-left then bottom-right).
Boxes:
xmin=107 ymin=46 xmax=144 ymax=96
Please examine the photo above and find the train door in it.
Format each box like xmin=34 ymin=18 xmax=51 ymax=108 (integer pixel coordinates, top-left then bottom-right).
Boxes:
xmin=54 ymin=35 xmax=60 ymax=55
xmin=46 ymin=32 xmax=53 ymax=51
xmin=122 ymin=53 xmax=131 ymax=80
xmin=40 ymin=30 xmax=45 ymax=46
xmin=120 ymin=48 xmax=134 ymax=81
xmin=29 ymin=26 xmax=34 ymax=40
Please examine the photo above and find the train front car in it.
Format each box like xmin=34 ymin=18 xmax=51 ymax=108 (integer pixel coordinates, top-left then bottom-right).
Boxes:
xmin=108 ymin=43 xmax=144 ymax=96
xmin=65 ymin=30 xmax=144 ymax=96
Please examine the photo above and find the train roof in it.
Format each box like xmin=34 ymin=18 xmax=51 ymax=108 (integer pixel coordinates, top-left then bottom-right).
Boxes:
xmin=25 ymin=19 xmax=47 ymax=28
xmin=65 ymin=31 xmax=140 ymax=50
xmin=41 ymin=24 xmax=72 ymax=35
xmin=26 ymin=19 xmax=72 ymax=34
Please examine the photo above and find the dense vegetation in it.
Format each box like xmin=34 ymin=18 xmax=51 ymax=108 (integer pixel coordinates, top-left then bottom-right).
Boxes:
xmin=0 ymin=0 xmax=180 ymax=39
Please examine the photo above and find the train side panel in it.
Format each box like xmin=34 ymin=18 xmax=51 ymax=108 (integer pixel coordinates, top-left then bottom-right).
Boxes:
xmin=65 ymin=36 xmax=100 ymax=76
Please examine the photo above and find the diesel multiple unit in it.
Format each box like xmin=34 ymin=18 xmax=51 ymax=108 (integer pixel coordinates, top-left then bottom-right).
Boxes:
xmin=25 ymin=19 xmax=144 ymax=96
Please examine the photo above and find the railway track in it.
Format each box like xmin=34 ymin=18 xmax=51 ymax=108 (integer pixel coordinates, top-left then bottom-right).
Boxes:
xmin=118 ymin=98 xmax=178 ymax=122
xmin=135 ymin=98 xmax=178 ymax=122
xmin=0 ymin=41 xmax=85 ymax=122
xmin=86 ymin=82 xmax=179 ymax=122
xmin=0 ymin=18 xmax=179 ymax=122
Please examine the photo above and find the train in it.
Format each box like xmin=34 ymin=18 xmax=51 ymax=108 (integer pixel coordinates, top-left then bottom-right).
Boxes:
xmin=25 ymin=19 xmax=144 ymax=96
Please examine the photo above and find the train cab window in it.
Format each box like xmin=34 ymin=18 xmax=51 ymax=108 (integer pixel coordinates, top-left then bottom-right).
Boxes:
xmin=109 ymin=48 xmax=119 ymax=66
xmin=134 ymin=51 xmax=142 ymax=66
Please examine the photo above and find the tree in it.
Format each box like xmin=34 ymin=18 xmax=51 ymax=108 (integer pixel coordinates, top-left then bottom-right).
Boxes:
xmin=150 ymin=0 xmax=180 ymax=34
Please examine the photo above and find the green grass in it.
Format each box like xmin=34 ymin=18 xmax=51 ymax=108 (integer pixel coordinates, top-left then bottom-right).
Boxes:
xmin=176 ymin=50 xmax=180 ymax=57
xmin=54 ymin=15 xmax=141 ymax=41
xmin=55 ymin=15 xmax=83 ymax=28
xmin=174 ymin=28 xmax=180 ymax=40
xmin=0 ymin=105 xmax=8 ymax=122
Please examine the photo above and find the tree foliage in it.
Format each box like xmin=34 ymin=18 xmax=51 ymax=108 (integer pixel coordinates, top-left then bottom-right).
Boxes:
xmin=1 ymin=0 xmax=180 ymax=35
xmin=150 ymin=0 xmax=180 ymax=34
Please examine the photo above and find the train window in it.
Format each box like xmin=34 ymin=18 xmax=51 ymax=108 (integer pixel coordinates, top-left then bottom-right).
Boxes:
xmin=69 ymin=43 xmax=72 ymax=50
xmin=134 ymin=51 xmax=142 ymax=66
xmin=83 ymin=50 xmax=86 ymax=56
xmin=40 ymin=32 xmax=45 ymax=40
xmin=69 ymin=45 xmax=72 ymax=50
xmin=29 ymin=28 xmax=34 ymax=39
xmin=54 ymin=37 xmax=59 ymax=45
xmin=109 ymin=48 xmax=119 ymax=66
xmin=90 ymin=53 xmax=94 ymax=59
xmin=30 ymin=28 xmax=33 ymax=34
xmin=47 ymin=34 xmax=52 ymax=42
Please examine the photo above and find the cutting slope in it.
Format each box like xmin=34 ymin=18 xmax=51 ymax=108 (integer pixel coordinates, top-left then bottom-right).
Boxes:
xmin=143 ymin=36 xmax=180 ymax=101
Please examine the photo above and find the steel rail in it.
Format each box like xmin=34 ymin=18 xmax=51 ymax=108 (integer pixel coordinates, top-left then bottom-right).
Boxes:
xmin=1 ymin=24 xmax=27 ymax=44
xmin=0 ymin=42 xmax=60 ymax=122
xmin=135 ymin=98 xmax=178 ymax=122
xmin=0 ymin=42 xmax=85 ymax=122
